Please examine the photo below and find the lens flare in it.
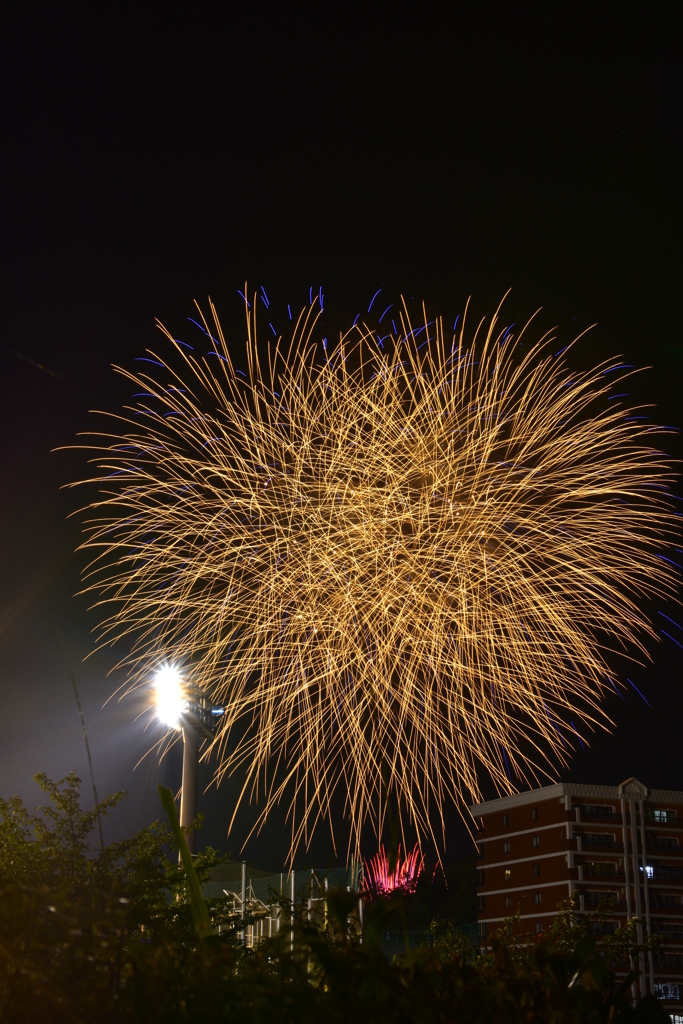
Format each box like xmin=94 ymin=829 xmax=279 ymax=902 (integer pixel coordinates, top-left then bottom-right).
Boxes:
xmin=154 ymin=666 xmax=184 ymax=729
xmin=70 ymin=290 xmax=679 ymax=858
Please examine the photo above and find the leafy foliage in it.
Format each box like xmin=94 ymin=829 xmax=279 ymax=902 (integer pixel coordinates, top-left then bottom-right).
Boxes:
xmin=0 ymin=771 xmax=232 ymax=935
xmin=0 ymin=773 xmax=672 ymax=1023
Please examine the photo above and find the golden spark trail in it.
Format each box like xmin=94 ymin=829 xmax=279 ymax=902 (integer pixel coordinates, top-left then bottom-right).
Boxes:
xmin=69 ymin=292 xmax=679 ymax=858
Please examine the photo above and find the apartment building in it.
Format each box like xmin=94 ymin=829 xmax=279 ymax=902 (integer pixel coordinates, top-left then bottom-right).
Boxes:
xmin=470 ymin=778 xmax=683 ymax=1016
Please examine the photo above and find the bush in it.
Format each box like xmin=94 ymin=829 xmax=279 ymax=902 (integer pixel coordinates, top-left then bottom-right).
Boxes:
xmin=0 ymin=773 xmax=671 ymax=1023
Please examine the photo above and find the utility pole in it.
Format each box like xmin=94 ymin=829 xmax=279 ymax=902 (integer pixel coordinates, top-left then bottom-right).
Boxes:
xmin=241 ymin=860 xmax=247 ymax=945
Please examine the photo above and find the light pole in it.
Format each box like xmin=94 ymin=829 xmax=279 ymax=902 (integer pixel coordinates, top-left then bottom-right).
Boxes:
xmin=180 ymin=716 xmax=199 ymax=853
xmin=154 ymin=665 xmax=224 ymax=858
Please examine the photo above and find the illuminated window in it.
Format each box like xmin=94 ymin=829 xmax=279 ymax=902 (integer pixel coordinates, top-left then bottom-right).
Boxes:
xmin=654 ymin=809 xmax=676 ymax=823
xmin=504 ymin=869 xmax=511 ymax=881
xmin=534 ymin=891 xmax=542 ymax=905
xmin=505 ymin=896 xmax=512 ymax=909
xmin=532 ymin=835 xmax=540 ymax=848
xmin=503 ymin=841 xmax=510 ymax=853
xmin=531 ymin=807 xmax=538 ymax=820
xmin=654 ymin=982 xmax=680 ymax=1001
xmin=503 ymin=813 xmax=509 ymax=826
xmin=535 ymin=921 xmax=543 ymax=934
xmin=533 ymin=863 xmax=541 ymax=876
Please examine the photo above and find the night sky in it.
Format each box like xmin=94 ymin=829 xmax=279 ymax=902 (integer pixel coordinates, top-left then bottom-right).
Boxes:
xmin=1 ymin=5 xmax=681 ymax=869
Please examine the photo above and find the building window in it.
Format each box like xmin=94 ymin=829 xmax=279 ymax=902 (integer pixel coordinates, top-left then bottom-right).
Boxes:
xmin=535 ymin=921 xmax=543 ymax=934
xmin=534 ymin=891 xmax=542 ymax=905
xmin=653 ymin=809 xmax=677 ymax=824
xmin=504 ymin=869 xmax=511 ymax=881
xmin=533 ymin=863 xmax=541 ymax=876
xmin=503 ymin=813 xmax=509 ymax=826
xmin=478 ymin=895 xmax=486 ymax=913
xmin=532 ymin=835 xmax=540 ymax=848
xmin=505 ymin=896 xmax=512 ymax=909
xmin=480 ymin=922 xmax=487 ymax=939
xmin=477 ymin=869 xmax=485 ymax=885
xmin=503 ymin=841 xmax=510 ymax=854
xmin=654 ymin=982 xmax=680 ymax=1001
xmin=531 ymin=807 xmax=538 ymax=820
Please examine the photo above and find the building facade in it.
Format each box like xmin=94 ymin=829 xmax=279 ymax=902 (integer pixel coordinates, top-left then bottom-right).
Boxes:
xmin=470 ymin=779 xmax=683 ymax=1016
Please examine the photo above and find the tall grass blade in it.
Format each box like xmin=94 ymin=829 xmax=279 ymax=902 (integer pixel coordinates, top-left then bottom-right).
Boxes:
xmin=158 ymin=784 xmax=212 ymax=939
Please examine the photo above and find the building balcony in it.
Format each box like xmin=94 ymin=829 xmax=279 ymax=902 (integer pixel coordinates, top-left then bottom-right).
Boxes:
xmin=581 ymin=867 xmax=626 ymax=882
xmin=576 ymin=837 xmax=624 ymax=853
xmin=478 ymin=839 xmax=578 ymax=865
xmin=574 ymin=807 xmax=623 ymax=825
xmin=587 ymin=921 xmax=620 ymax=936
xmin=648 ymin=867 xmax=683 ymax=882
xmin=581 ymin=895 xmax=628 ymax=912
xmin=647 ymin=838 xmax=683 ymax=853
xmin=654 ymin=953 xmax=683 ymax=971
xmin=649 ymin=898 xmax=683 ymax=911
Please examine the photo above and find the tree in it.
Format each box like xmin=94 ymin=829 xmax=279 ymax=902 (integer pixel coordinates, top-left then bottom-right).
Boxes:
xmin=0 ymin=773 xmax=672 ymax=1022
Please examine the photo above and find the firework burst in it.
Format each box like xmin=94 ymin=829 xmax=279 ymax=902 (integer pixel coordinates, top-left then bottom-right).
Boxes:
xmin=70 ymin=290 xmax=679 ymax=858
xmin=361 ymin=843 xmax=424 ymax=899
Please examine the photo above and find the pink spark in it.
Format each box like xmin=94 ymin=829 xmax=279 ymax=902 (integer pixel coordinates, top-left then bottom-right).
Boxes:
xmin=361 ymin=843 xmax=424 ymax=899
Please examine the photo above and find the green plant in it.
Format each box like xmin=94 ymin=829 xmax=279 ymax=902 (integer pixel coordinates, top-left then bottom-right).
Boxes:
xmin=0 ymin=774 xmax=672 ymax=1023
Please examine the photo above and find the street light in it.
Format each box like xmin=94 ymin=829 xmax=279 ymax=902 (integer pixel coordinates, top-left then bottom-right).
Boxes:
xmin=153 ymin=665 xmax=224 ymax=856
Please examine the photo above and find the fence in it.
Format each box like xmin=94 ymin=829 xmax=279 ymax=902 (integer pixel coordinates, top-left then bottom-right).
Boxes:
xmin=201 ymin=862 xmax=479 ymax=953
xmin=202 ymin=863 xmax=362 ymax=947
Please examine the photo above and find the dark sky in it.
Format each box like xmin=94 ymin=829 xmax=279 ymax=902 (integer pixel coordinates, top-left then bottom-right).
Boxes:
xmin=1 ymin=4 xmax=681 ymax=868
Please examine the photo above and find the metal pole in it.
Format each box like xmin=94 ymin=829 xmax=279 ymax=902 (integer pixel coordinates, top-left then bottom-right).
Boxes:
xmin=241 ymin=860 xmax=247 ymax=945
xmin=290 ymin=869 xmax=296 ymax=953
xmin=179 ymin=721 xmax=199 ymax=858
